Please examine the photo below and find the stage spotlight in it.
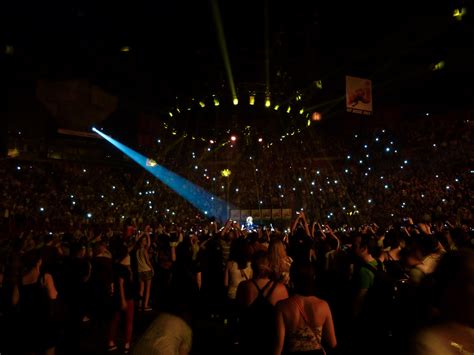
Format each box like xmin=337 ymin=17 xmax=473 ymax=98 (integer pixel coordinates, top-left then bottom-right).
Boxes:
xmin=311 ymin=112 xmax=322 ymax=121
xmin=92 ymin=128 xmax=230 ymax=222
xmin=265 ymin=97 xmax=271 ymax=108
xmin=233 ymin=97 xmax=239 ymax=105
xmin=249 ymin=95 xmax=255 ymax=106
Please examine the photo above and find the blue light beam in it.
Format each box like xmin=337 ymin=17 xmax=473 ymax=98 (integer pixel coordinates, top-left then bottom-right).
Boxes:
xmin=92 ymin=128 xmax=230 ymax=222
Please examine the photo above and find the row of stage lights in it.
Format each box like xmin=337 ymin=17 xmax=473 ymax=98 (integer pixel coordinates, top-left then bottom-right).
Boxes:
xmin=168 ymin=92 xmax=314 ymax=118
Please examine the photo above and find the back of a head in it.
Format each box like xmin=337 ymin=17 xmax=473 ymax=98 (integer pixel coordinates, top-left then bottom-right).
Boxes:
xmin=292 ymin=264 xmax=316 ymax=296
xmin=251 ymin=251 xmax=272 ymax=279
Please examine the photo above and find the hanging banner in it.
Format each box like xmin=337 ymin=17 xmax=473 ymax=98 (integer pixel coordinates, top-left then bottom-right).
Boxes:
xmin=346 ymin=76 xmax=372 ymax=115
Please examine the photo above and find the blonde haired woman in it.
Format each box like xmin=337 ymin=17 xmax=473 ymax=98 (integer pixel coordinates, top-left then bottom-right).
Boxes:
xmin=268 ymin=239 xmax=293 ymax=285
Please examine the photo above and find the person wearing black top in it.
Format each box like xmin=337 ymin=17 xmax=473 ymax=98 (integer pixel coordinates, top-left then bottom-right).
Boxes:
xmin=108 ymin=245 xmax=135 ymax=354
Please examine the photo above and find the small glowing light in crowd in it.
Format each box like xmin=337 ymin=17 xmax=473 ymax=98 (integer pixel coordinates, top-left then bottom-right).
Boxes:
xmin=258 ymin=137 xmax=263 ymax=143
xmin=70 ymin=195 xmax=74 ymax=199
xmin=233 ymin=98 xmax=239 ymax=105
xmin=400 ymin=166 xmax=404 ymax=169
xmin=221 ymin=185 xmax=225 ymax=189
xmin=199 ymin=101 xmax=206 ymax=108
xmin=359 ymin=160 xmax=363 ymax=164
xmin=211 ymin=197 xmax=214 ymax=200
xmin=298 ymin=177 xmax=302 ymax=182
xmin=435 ymin=175 xmax=439 ymax=178
xmin=368 ymin=199 xmax=373 ymax=204
xmin=380 ymin=176 xmax=384 ymax=180
xmin=83 ymin=169 xmax=87 ymax=173
xmin=386 ymin=147 xmax=390 ymax=152
xmin=442 ymin=198 xmax=446 ymax=202
xmin=425 ymin=112 xmax=430 ymax=116
xmin=212 ymin=177 xmax=216 ymax=181
xmin=382 ymin=129 xmax=385 ymax=133
xmin=121 ymin=216 xmax=125 ymax=219
xmin=299 ymin=108 xmax=304 ymax=115
xmin=148 ymin=201 xmax=152 ymax=204
xmin=345 ymin=169 xmax=349 ymax=173
xmin=259 ymin=201 xmax=263 ymax=204
xmin=446 ymin=186 xmax=450 ymax=190
xmin=110 ymin=203 xmax=114 ymax=206
xmin=364 ymin=144 xmax=368 ymax=149
xmin=220 ymin=169 xmax=232 ymax=177
xmin=72 ymin=201 xmax=76 ymax=205
xmin=353 ymin=205 xmax=357 ymax=208
xmin=292 ymin=187 xmax=296 ymax=191
xmin=207 ymin=148 xmax=211 ymax=152
xmin=342 ymin=206 xmax=346 ymax=210
xmin=210 ymin=139 xmax=215 ymax=144
xmin=17 ymin=166 xmax=21 ymax=170
xmin=310 ymin=191 xmax=314 ymax=195
xmin=368 ymin=167 xmax=372 ymax=171
xmin=391 ymin=213 xmax=394 ymax=217
xmin=274 ymin=104 xmax=280 ymax=111
xmin=311 ymin=181 xmax=315 ymax=186
xmin=278 ymin=185 xmax=282 ymax=189
xmin=364 ymin=172 xmax=368 ymax=176
xmin=334 ymin=180 xmax=338 ymax=184
xmin=146 ymin=180 xmax=150 ymax=184
xmin=214 ymin=97 xmax=220 ymax=106
xmin=281 ymin=194 xmax=284 ymax=198
xmin=390 ymin=141 xmax=394 ymax=145
xmin=311 ymin=112 xmax=321 ymax=121
xmin=255 ymin=168 xmax=259 ymax=172
xmin=138 ymin=192 xmax=142 ymax=196
xmin=316 ymin=170 xmax=320 ymax=175
xmin=384 ymin=185 xmax=389 ymax=189
xmin=366 ymin=154 xmax=370 ymax=158
xmin=194 ymin=165 xmax=198 ymax=170
xmin=327 ymin=181 xmax=331 ymax=184
xmin=40 ymin=207 xmax=44 ymax=212
xmin=455 ymin=178 xmax=459 ymax=182
xmin=87 ymin=213 xmax=92 ymax=218
xmin=375 ymin=137 xmax=379 ymax=142
xmin=120 ymin=46 xmax=131 ymax=52
xmin=204 ymin=211 xmax=208 ymax=215
xmin=433 ymin=144 xmax=437 ymax=147
xmin=166 ymin=209 xmax=170 ymax=212
xmin=169 ymin=112 xmax=173 ymax=117
xmin=421 ymin=194 xmax=425 ymax=198
xmin=347 ymin=155 xmax=351 ymax=159
xmin=404 ymin=160 xmax=408 ymax=164
xmin=394 ymin=150 xmax=398 ymax=153
xmin=172 ymin=212 xmax=175 ymax=215
xmin=235 ymin=188 xmax=239 ymax=192
xmin=230 ymin=135 xmax=237 ymax=142
xmin=149 ymin=206 xmax=152 ymax=209
xmin=287 ymin=106 xmax=291 ymax=113
xmin=157 ymin=139 xmax=161 ymax=143
xmin=354 ymin=134 xmax=358 ymax=138
xmin=320 ymin=188 xmax=323 ymax=192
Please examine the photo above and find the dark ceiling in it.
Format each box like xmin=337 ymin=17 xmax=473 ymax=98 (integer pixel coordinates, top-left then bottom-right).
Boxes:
xmin=2 ymin=0 xmax=473 ymax=126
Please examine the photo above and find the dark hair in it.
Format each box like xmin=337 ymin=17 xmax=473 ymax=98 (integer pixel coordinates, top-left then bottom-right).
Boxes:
xmin=22 ymin=250 xmax=42 ymax=272
xmin=229 ymin=239 xmax=252 ymax=270
xmin=292 ymin=264 xmax=315 ymax=296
